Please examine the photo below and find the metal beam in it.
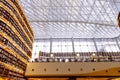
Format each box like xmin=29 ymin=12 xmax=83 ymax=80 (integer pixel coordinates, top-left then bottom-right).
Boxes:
xmin=34 ymin=37 xmax=116 ymax=41
xmin=29 ymin=20 xmax=116 ymax=27
xmin=115 ymin=39 xmax=120 ymax=51
xmin=93 ymin=38 xmax=98 ymax=52
xmin=71 ymin=37 xmax=75 ymax=53
xmin=50 ymin=38 xmax=52 ymax=53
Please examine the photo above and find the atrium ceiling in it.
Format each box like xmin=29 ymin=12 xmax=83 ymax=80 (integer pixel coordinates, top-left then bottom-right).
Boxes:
xmin=19 ymin=0 xmax=120 ymax=39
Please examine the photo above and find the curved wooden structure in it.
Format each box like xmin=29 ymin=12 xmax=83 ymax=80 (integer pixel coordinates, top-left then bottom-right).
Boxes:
xmin=0 ymin=0 xmax=34 ymax=79
xmin=25 ymin=62 xmax=120 ymax=77
xmin=118 ymin=12 xmax=120 ymax=27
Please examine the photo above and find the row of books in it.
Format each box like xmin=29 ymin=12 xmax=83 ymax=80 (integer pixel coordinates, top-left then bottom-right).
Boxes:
xmin=0 ymin=6 xmax=32 ymax=54
xmin=1 ymin=0 xmax=33 ymax=43
xmin=0 ymin=67 xmax=24 ymax=79
xmin=0 ymin=33 xmax=29 ymax=60
xmin=0 ymin=7 xmax=31 ymax=57
xmin=10 ymin=0 xmax=34 ymax=37
xmin=0 ymin=47 xmax=26 ymax=71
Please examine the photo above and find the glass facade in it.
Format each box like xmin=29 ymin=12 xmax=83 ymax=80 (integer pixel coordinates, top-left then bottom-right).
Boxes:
xmin=19 ymin=0 xmax=120 ymax=62
xmin=32 ymin=38 xmax=120 ymax=59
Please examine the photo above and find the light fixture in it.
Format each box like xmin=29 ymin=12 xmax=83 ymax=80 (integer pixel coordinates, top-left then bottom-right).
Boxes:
xmin=65 ymin=59 xmax=69 ymax=62
xmin=92 ymin=53 xmax=96 ymax=56
xmin=76 ymin=53 xmax=80 ymax=57
xmin=50 ymin=54 xmax=54 ymax=57
xmin=59 ymin=59 xmax=62 ymax=62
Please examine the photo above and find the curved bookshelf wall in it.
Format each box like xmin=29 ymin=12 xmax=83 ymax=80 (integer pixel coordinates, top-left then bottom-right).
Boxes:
xmin=0 ymin=0 xmax=34 ymax=79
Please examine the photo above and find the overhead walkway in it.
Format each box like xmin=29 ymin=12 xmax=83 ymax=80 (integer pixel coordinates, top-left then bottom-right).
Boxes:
xmin=25 ymin=62 xmax=120 ymax=77
xmin=25 ymin=52 xmax=120 ymax=77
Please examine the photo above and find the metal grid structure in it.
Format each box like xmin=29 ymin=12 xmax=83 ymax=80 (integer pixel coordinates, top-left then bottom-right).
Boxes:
xmin=19 ymin=0 xmax=120 ymax=39
xmin=19 ymin=0 xmax=120 ymax=60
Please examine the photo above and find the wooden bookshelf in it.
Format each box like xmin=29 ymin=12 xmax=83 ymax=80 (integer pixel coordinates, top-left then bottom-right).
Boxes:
xmin=1 ymin=4 xmax=32 ymax=49
xmin=8 ymin=0 xmax=34 ymax=41
xmin=0 ymin=3 xmax=33 ymax=46
xmin=118 ymin=12 xmax=120 ymax=27
xmin=0 ymin=0 xmax=34 ymax=79
xmin=0 ymin=32 xmax=30 ymax=59
xmin=0 ymin=17 xmax=32 ymax=57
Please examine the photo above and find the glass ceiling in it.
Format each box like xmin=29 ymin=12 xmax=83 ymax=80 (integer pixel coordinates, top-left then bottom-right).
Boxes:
xmin=19 ymin=0 xmax=120 ymax=39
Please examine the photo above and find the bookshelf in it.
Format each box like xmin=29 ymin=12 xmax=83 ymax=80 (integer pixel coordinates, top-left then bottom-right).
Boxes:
xmin=0 ymin=0 xmax=34 ymax=79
